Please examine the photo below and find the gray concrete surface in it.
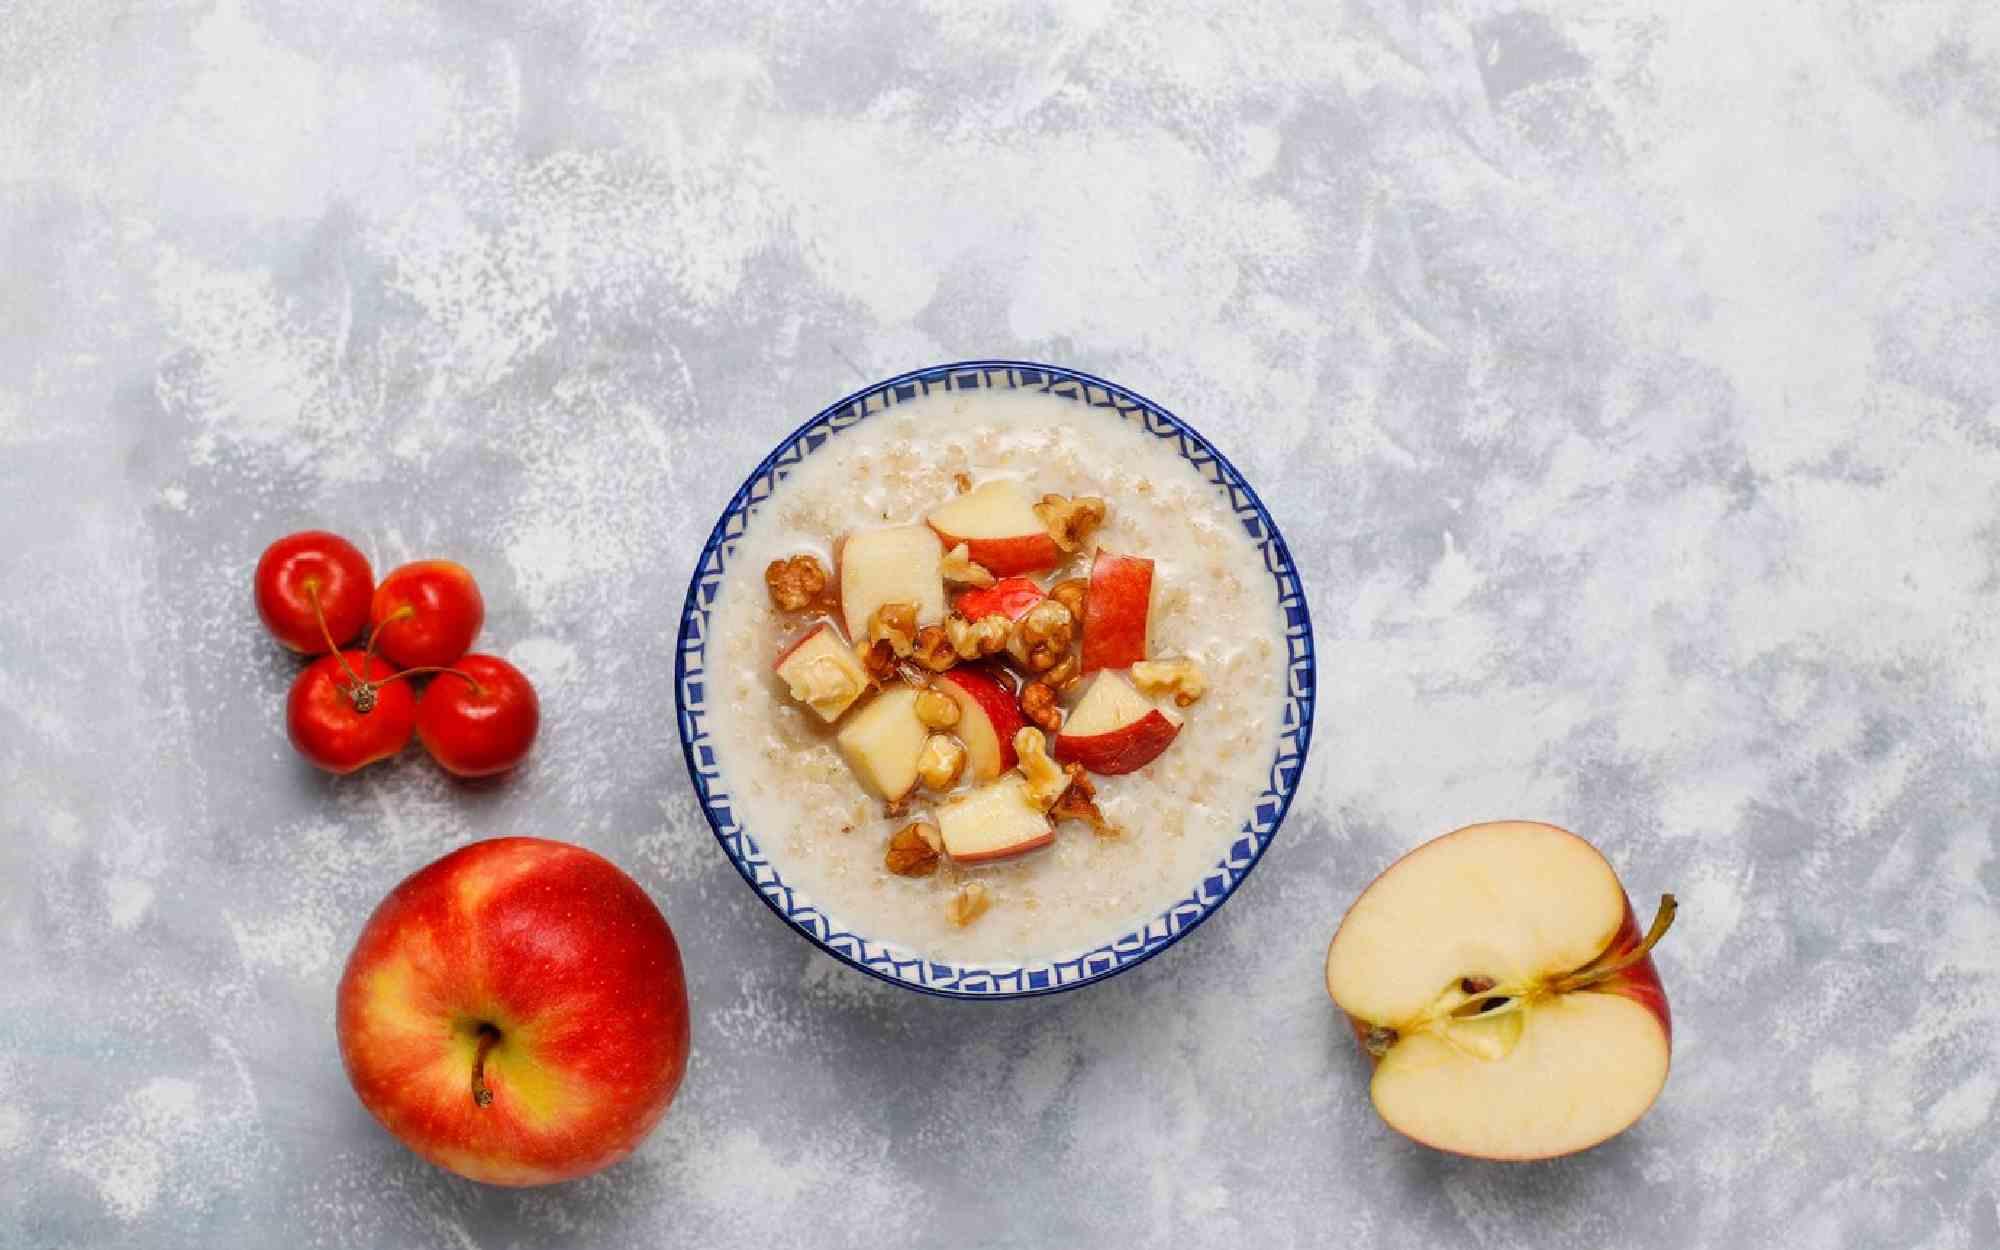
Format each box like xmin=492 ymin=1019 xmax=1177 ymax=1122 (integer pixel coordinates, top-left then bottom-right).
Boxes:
xmin=3 ymin=2 xmax=1998 ymax=1247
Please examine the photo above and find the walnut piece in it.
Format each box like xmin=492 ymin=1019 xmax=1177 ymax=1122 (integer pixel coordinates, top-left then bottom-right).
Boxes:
xmin=1050 ymin=764 xmax=1117 ymax=837
xmin=765 ymin=554 xmax=830 ymax=612
xmin=947 ymin=881 xmax=990 ymax=927
xmin=1019 ymin=681 xmax=1062 ymax=732
xmin=918 ymin=733 xmax=967 ymax=791
xmin=867 ymin=601 xmax=919 ymax=658
xmin=1048 ymin=577 xmax=1088 ymax=620
xmin=1012 ymin=727 xmax=1067 ymax=811
xmin=1042 ymin=649 xmax=1082 ymax=694
xmin=1034 ymin=495 xmax=1107 ymax=554
xmin=911 ymin=625 xmax=958 ymax=672
xmin=854 ymin=638 xmax=897 ymax=684
xmin=953 ymin=471 xmax=973 ymax=494
xmin=1131 ymin=657 xmax=1207 ymax=707
xmin=946 ymin=612 xmax=1011 ymax=660
xmin=1006 ymin=598 xmax=1075 ymax=673
xmin=939 ymin=542 xmax=996 ymax=589
xmin=884 ymin=822 xmax=942 ymax=877
xmin=915 ymin=689 xmax=961 ymax=729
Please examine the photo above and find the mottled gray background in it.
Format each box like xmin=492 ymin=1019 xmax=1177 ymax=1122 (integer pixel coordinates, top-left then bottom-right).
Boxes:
xmin=3 ymin=1 xmax=1998 ymax=1247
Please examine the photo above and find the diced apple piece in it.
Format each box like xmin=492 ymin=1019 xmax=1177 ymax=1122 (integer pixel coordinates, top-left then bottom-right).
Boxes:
xmin=1324 ymin=821 xmax=1676 ymax=1162
xmin=937 ymin=773 xmax=1055 ymax=864
xmin=834 ymin=686 xmax=929 ymax=802
xmin=927 ymin=480 xmax=1060 ymax=577
xmin=772 ymin=622 xmax=869 ymax=723
xmin=952 ymin=575 xmax=1047 ymax=622
xmin=1052 ymin=670 xmax=1182 ymax=775
xmin=933 ymin=667 xmax=1026 ymax=780
xmin=838 ymin=525 xmax=945 ymax=641
xmin=1080 ymin=548 xmax=1153 ymax=672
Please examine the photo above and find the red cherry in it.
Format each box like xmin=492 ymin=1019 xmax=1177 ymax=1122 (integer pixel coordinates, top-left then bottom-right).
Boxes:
xmin=255 ymin=531 xmax=374 ymax=654
xmin=416 ymin=654 xmax=540 ymax=777
xmin=370 ymin=560 xmax=485 ymax=669
xmin=287 ymin=652 xmax=416 ymax=774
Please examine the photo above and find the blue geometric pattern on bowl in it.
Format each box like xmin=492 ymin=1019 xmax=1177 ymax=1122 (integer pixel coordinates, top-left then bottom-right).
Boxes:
xmin=674 ymin=361 xmax=1316 ymax=999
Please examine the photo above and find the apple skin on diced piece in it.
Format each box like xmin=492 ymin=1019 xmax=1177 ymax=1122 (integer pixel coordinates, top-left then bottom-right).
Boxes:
xmin=1052 ymin=669 xmax=1182 ymax=775
xmin=772 ymin=622 xmax=869 ymax=724
xmin=833 ymin=686 xmax=929 ymax=803
xmin=1080 ymin=549 xmax=1153 ymax=672
xmin=927 ymin=480 xmax=1060 ymax=578
xmin=937 ymin=772 xmax=1055 ymax=864
xmin=952 ymin=575 xmax=1047 ymax=622
xmin=838 ymin=525 xmax=945 ymax=641
xmin=1323 ymin=821 xmax=1676 ymax=1163
xmin=933 ymin=666 xmax=1026 ymax=780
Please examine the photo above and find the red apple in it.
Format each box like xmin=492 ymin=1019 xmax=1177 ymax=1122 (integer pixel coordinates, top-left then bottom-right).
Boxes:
xmin=1052 ymin=670 xmax=1182 ymax=775
xmin=371 ymin=560 xmax=485 ymax=670
xmin=1324 ymin=821 xmax=1675 ymax=1162
xmin=933 ymin=666 xmax=1026 ymax=780
xmin=287 ymin=652 xmax=417 ymax=774
xmin=837 ymin=526 xmax=945 ymax=641
xmin=1080 ymin=549 xmax=1153 ymax=672
xmin=773 ymin=622 xmax=869 ymax=723
xmin=937 ymin=773 xmax=1055 ymax=863
xmin=414 ymin=654 xmax=540 ymax=778
xmin=953 ymin=575 xmax=1047 ymax=622
xmin=336 ymin=837 xmax=690 ymax=1186
xmin=927 ymin=480 xmax=1060 ymax=577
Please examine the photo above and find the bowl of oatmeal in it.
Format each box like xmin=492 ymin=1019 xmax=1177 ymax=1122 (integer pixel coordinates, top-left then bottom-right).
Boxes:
xmin=675 ymin=361 xmax=1315 ymax=998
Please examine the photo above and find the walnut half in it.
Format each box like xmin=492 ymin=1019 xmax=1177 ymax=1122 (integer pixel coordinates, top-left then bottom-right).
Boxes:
xmin=1012 ymin=727 xmax=1067 ymax=812
xmin=1019 ymin=680 xmax=1062 ymax=732
xmin=1034 ymin=495 xmax=1107 ymax=553
xmin=1050 ymin=764 xmax=1117 ymax=837
xmin=868 ymin=601 xmax=919 ymax=658
xmin=1131 ymin=657 xmax=1207 ymax=707
xmin=885 ymin=822 xmax=942 ymax=877
xmin=946 ymin=612 xmax=1011 ymax=660
xmin=1006 ymin=598 xmax=1075 ymax=673
xmin=918 ymin=734 xmax=967 ymax=791
xmin=765 ymin=554 xmax=830 ymax=612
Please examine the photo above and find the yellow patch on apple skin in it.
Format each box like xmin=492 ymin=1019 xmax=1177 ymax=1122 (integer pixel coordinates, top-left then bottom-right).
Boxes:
xmin=452 ymin=841 xmax=563 ymax=917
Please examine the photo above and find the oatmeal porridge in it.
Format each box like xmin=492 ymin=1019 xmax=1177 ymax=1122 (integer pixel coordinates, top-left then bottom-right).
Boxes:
xmin=702 ymin=388 xmax=1289 ymax=965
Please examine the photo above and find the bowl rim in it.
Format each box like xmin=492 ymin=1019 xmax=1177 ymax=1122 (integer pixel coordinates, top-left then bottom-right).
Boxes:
xmin=674 ymin=359 xmax=1316 ymax=1000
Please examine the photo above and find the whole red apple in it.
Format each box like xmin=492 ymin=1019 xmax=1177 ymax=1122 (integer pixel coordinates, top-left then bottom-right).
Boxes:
xmin=336 ymin=838 xmax=690 ymax=1186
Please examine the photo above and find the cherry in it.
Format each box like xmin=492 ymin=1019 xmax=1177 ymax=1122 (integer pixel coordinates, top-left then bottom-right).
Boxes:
xmin=370 ymin=560 xmax=485 ymax=669
xmin=415 ymin=654 xmax=541 ymax=777
xmin=287 ymin=651 xmax=417 ymax=774
xmin=255 ymin=531 xmax=374 ymax=654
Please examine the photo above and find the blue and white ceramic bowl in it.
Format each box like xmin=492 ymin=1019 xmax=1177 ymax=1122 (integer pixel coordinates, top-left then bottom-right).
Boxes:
xmin=674 ymin=361 xmax=1315 ymax=999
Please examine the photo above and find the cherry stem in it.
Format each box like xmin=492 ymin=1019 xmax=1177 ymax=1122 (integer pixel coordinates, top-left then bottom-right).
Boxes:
xmin=363 ymin=605 xmax=415 ymax=666
xmin=306 ymin=582 xmax=366 ymax=690
xmin=1554 ymin=893 xmax=1678 ymax=994
xmin=373 ymin=665 xmax=486 ymax=699
xmin=470 ymin=1023 xmax=501 ymax=1108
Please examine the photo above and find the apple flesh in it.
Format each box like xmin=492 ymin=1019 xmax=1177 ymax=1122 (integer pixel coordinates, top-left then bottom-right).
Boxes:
xmin=1324 ymin=821 xmax=1675 ymax=1162
xmin=927 ymin=480 xmax=1060 ymax=577
xmin=1052 ymin=670 xmax=1182 ymax=775
xmin=932 ymin=666 xmax=1026 ymax=780
xmin=773 ymin=622 xmax=869 ymax=723
xmin=953 ymin=575 xmax=1047 ymax=622
xmin=838 ymin=525 xmax=945 ymax=641
xmin=834 ymin=685 xmax=929 ymax=802
xmin=336 ymin=837 xmax=690 ymax=1186
xmin=1080 ymin=549 xmax=1153 ymax=672
xmin=937 ymin=772 xmax=1055 ymax=864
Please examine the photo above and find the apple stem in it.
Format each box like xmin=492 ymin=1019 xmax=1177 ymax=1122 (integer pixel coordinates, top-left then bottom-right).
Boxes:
xmin=363 ymin=605 xmax=415 ymax=667
xmin=306 ymin=582 xmax=367 ymax=692
xmin=374 ymin=665 xmax=486 ymax=698
xmin=470 ymin=1023 xmax=501 ymax=1108
xmin=1554 ymin=893 xmax=1678 ymax=994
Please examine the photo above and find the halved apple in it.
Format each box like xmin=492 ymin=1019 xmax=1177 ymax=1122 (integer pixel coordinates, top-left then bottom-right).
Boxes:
xmin=772 ymin=622 xmax=869 ymax=723
xmin=1051 ymin=670 xmax=1182 ymax=774
xmin=1080 ymin=548 xmax=1153 ymax=672
xmin=936 ymin=772 xmax=1055 ymax=864
xmin=927 ymin=480 xmax=1060 ymax=577
xmin=1324 ymin=821 xmax=1676 ymax=1162
xmin=933 ymin=667 xmax=1025 ymax=780
xmin=953 ymin=575 xmax=1047 ymax=622
xmin=838 ymin=525 xmax=945 ymax=641
xmin=833 ymin=686 xmax=928 ymax=803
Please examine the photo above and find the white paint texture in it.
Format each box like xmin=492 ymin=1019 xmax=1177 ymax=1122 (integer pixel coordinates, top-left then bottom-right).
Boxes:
xmin=2 ymin=0 xmax=1998 ymax=1246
